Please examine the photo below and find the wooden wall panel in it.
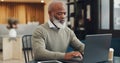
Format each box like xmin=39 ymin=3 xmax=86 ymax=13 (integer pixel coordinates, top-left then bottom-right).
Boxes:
xmin=0 ymin=3 xmax=7 ymax=24
xmin=0 ymin=3 xmax=44 ymax=24
xmin=35 ymin=4 xmax=44 ymax=24
xmin=17 ymin=5 xmax=26 ymax=24
xmin=26 ymin=3 xmax=44 ymax=24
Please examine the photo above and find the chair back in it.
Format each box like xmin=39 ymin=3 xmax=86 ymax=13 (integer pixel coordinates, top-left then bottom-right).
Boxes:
xmin=22 ymin=35 xmax=33 ymax=63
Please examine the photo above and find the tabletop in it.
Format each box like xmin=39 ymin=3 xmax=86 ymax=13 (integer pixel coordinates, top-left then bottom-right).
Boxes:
xmin=29 ymin=56 xmax=120 ymax=63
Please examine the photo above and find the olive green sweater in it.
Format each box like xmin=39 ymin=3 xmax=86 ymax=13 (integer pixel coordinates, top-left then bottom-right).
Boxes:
xmin=32 ymin=23 xmax=84 ymax=60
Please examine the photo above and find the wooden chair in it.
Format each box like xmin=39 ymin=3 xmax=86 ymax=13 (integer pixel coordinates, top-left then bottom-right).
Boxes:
xmin=22 ymin=35 xmax=34 ymax=63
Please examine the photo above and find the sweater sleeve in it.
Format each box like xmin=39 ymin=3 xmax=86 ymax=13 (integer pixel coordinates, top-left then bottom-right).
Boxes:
xmin=69 ymin=30 xmax=85 ymax=53
xmin=32 ymin=27 xmax=65 ymax=60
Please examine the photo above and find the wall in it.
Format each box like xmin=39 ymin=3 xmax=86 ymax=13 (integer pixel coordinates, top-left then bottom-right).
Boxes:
xmin=0 ymin=2 xmax=44 ymax=24
xmin=44 ymin=0 xmax=53 ymax=23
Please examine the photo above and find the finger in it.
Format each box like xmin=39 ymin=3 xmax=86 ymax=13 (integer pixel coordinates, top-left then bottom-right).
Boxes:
xmin=72 ymin=53 xmax=80 ymax=57
xmin=79 ymin=54 xmax=83 ymax=60
xmin=75 ymin=52 xmax=83 ymax=60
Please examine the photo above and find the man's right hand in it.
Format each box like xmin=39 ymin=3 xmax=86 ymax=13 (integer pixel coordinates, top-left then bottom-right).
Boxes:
xmin=64 ymin=51 xmax=83 ymax=60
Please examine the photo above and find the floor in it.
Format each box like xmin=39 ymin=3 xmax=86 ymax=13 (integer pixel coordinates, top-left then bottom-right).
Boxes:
xmin=0 ymin=51 xmax=25 ymax=63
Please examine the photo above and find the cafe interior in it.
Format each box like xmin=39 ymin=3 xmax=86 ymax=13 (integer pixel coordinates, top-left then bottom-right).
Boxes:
xmin=0 ymin=0 xmax=120 ymax=63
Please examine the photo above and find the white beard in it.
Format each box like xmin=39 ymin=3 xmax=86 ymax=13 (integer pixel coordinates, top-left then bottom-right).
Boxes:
xmin=53 ymin=17 xmax=66 ymax=29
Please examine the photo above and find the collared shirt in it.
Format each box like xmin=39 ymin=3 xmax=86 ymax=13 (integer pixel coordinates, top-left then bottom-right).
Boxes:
xmin=48 ymin=20 xmax=58 ymax=29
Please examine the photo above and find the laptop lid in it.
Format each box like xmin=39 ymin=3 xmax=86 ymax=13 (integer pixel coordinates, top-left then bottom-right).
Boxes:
xmin=83 ymin=34 xmax=112 ymax=63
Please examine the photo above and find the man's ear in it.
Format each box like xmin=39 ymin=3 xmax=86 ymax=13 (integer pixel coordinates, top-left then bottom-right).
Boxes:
xmin=48 ymin=11 xmax=52 ymax=15
xmin=48 ymin=11 xmax=54 ymax=19
xmin=48 ymin=11 xmax=53 ymax=21
xmin=48 ymin=11 xmax=51 ymax=17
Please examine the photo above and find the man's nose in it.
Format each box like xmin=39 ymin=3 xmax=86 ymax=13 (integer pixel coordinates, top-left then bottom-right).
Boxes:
xmin=61 ymin=14 xmax=66 ymax=19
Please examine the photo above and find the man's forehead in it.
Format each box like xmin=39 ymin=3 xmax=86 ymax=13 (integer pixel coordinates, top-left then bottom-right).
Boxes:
xmin=49 ymin=1 xmax=66 ymax=10
xmin=53 ymin=4 xmax=66 ymax=11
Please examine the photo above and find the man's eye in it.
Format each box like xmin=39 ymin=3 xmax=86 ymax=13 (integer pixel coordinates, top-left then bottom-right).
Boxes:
xmin=57 ymin=13 xmax=66 ymax=15
xmin=57 ymin=13 xmax=62 ymax=15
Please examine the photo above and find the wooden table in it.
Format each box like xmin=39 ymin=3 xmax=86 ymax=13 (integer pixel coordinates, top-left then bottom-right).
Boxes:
xmin=2 ymin=36 xmax=22 ymax=60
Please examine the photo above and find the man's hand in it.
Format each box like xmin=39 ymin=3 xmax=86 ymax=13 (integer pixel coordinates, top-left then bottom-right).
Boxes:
xmin=64 ymin=51 xmax=83 ymax=60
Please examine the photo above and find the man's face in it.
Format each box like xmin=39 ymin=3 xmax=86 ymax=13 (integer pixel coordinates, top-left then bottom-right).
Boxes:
xmin=51 ymin=6 xmax=67 ymax=29
xmin=53 ymin=10 xmax=67 ymax=29
xmin=53 ymin=9 xmax=66 ymax=24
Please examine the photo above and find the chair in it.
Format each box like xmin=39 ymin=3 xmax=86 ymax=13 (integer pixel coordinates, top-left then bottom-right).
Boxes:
xmin=22 ymin=35 xmax=34 ymax=63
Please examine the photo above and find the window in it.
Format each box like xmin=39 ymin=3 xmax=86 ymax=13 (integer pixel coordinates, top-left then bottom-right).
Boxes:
xmin=114 ymin=0 xmax=120 ymax=30
xmin=99 ymin=0 xmax=110 ymax=30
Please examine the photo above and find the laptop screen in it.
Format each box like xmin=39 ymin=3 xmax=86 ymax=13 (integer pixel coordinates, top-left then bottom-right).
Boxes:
xmin=83 ymin=34 xmax=112 ymax=63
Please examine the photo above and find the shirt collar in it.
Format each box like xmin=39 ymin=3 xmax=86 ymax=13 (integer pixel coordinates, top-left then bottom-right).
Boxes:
xmin=48 ymin=20 xmax=57 ymax=29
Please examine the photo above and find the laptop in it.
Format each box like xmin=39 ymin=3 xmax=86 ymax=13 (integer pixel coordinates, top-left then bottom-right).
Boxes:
xmin=64 ymin=34 xmax=112 ymax=63
xmin=82 ymin=34 xmax=112 ymax=63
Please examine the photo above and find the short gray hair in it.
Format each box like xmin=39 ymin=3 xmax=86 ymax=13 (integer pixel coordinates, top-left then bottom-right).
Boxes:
xmin=48 ymin=1 xmax=66 ymax=12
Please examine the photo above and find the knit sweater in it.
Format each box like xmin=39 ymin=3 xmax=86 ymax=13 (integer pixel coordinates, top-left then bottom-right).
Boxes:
xmin=32 ymin=23 xmax=85 ymax=60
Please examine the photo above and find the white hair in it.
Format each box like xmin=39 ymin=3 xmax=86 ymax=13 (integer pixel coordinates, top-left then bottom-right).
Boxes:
xmin=48 ymin=1 xmax=66 ymax=12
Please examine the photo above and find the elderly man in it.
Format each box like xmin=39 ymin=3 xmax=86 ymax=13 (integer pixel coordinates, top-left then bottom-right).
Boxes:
xmin=32 ymin=1 xmax=85 ymax=61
